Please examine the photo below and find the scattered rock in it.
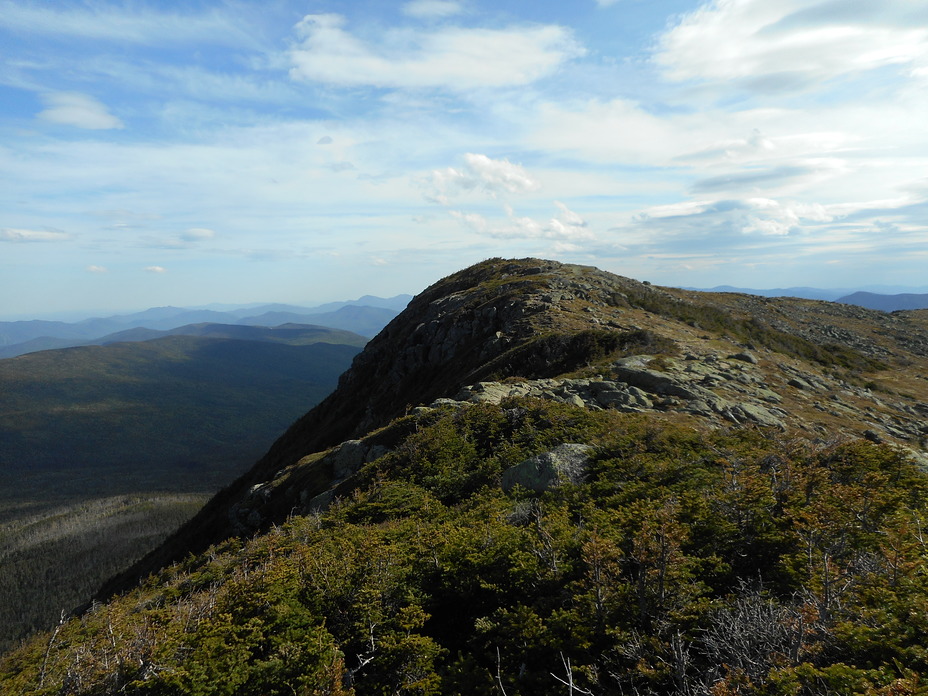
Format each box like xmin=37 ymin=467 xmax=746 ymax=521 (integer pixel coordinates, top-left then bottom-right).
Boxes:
xmin=501 ymin=443 xmax=593 ymax=492
xmin=329 ymin=440 xmax=367 ymax=480
xmin=733 ymin=403 xmax=785 ymax=429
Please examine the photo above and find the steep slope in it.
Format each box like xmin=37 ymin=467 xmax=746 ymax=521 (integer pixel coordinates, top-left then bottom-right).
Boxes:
xmin=99 ymin=258 xmax=928 ymax=600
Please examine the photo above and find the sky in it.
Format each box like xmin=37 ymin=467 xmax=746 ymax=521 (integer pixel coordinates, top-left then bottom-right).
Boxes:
xmin=2 ymin=0 xmax=928 ymax=319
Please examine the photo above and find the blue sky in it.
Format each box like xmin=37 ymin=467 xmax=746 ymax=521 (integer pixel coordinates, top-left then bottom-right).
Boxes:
xmin=2 ymin=0 xmax=928 ymax=318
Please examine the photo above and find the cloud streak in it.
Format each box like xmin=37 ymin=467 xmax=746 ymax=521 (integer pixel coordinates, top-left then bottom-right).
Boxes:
xmin=0 ymin=1 xmax=258 ymax=47
xmin=0 ymin=227 xmax=70 ymax=242
xmin=451 ymin=201 xmax=592 ymax=241
xmin=402 ymin=1 xmax=464 ymax=19
xmin=288 ymin=14 xmax=584 ymax=90
xmin=37 ymin=92 xmax=124 ymax=130
xmin=655 ymin=0 xmax=928 ymax=90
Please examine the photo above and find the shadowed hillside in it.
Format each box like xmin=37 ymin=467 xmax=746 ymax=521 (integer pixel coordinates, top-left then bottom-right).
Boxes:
xmin=0 ymin=333 xmax=362 ymax=514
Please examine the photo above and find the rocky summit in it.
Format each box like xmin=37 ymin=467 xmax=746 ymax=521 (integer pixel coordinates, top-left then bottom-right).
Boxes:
xmin=98 ymin=257 xmax=928 ymax=599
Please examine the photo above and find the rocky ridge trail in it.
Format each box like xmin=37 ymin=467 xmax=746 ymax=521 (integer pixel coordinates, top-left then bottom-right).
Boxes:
xmin=95 ymin=257 xmax=928 ymax=600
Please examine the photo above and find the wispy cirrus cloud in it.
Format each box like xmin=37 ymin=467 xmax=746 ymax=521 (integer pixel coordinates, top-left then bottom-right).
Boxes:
xmin=0 ymin=0 xmax=258 ymax=47
xmin=655 ymin=0 xmax=928 ymax=90
xmin=180 ymin=228 xmax=216 ymax=242
xmin=629 ymin=197 xmax=834 ymax=239
xmin=288 ymin=14 xmax=584 ymax=90
xmin=0 ymin=227 xmax=70 ymax=242
xmin=37 ymin=92 xmax=124 ymax=130
xmin=402 ymin=1 xmax=464 ymax=19
xmin=451 ymin=200 xmax=592 ymax=241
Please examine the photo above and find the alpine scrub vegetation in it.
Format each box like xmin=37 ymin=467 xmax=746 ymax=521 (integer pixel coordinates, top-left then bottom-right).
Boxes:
xmin=3 ymin=400 xmax=927 ymax=695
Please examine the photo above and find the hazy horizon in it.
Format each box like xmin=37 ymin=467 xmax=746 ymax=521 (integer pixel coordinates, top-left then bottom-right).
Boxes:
xmin=6 ymin=282 xmax=928 ymax=325
xmin=3 ymin=1 xmax=928 ymax=317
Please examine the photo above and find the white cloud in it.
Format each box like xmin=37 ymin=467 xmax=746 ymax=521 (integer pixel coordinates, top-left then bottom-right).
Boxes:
xmin=463 ymin=154 xmax=540 ymax=195
xmin=451 ymin=201 xmax=593 ymax=241
xmin=594 ymin=0 xmax=621 ymax=6
xmin=181 ymin=228 xmax=216 ymax=241
xmin=425 ymin=153 xmax=540 ymax=203
xmin=689 ymin=159 xmax=846 ymax=195
xmin=632 ymin=196 xmax=835 ymax=238
xmin=37 ymin=92 xmax=124 ymax=130
xmin=145 ymin=266 xmax=167 ymax=273
xmin=449 ymin=210 xmax=490 ymax=234
xmin=86 ymin=265 xmax=107 ymax=273
xmin=288 ymin=14 xmax=584 ymax=90
xmin=403 ymin=1 xmax=464 ymax=19
xmin=554 ymin=201 xmax=585 ymax=227
xmin=655 ymin=0 xmax=928 ymax=89
xmin=0 ymin=227 xmax=70 ymax=242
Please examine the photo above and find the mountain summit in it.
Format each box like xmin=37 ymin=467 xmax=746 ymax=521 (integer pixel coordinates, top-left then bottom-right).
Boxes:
xmin=98 ymin=257 xmax=928 ymax=599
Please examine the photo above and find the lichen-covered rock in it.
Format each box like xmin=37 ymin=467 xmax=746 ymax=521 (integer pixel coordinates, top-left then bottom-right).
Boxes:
xmin=731 ymin=403 xmax=785 ymax=429
xmin=501 ymin=443 xmax=593 ymax=492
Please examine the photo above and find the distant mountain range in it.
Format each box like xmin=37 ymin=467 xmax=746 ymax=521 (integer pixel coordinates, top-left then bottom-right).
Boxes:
xmin=687 ymin=285 xmax=928 ymax=311
xmin=834 ymin=291 xmax=928 ymax=312
xmin=0 ymin=294 xmax=411 ymax=358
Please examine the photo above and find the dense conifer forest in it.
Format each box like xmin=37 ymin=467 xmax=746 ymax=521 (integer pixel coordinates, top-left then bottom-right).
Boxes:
xmin=2 ymin=400 xmax=927 ymax=694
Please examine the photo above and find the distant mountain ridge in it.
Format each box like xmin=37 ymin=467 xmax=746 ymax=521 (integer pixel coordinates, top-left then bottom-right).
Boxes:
xmin=0 ymin=328 xmax=364 ymax=502
xmin=835 ymin=291 xmax=928 ymax=312
xmin=687 ymin=284 xmax=928 ymax=303
xmin=0 ymin=294 xmax=411 ymax=357
xmin=89 ymin=322 xmax=368 ymax=348
xmin=237 ymin=305 xmax=398 ymax=337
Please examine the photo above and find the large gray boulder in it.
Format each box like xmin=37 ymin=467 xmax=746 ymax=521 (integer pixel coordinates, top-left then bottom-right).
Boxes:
xmin=501 ymin=443 xmax=594 ymax=492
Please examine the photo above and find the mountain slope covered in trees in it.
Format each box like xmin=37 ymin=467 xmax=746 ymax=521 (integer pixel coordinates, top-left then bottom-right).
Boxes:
xmin=1 ymin=332 xmax=362 ymax=512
